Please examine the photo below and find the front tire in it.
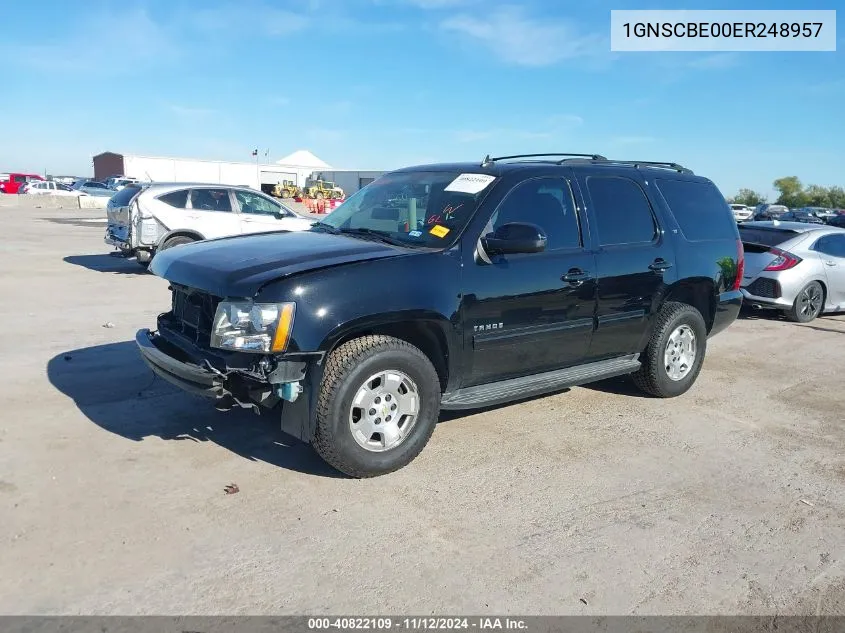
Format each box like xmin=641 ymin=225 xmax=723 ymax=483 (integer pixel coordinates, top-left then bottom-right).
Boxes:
xmin=787 ymin=281 xmax=824 ymax=323
xmin=313 ymin=335 xmax=441 ymax=478
xmin=632 ymin=301 xmax=707 ymax=398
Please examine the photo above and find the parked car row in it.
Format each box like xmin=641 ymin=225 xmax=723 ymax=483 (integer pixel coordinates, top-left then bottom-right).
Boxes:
xmin=735 ymin=203 xmax=845 ymax=225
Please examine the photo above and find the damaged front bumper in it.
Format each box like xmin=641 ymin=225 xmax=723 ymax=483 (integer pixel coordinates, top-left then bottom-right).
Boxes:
xmin=135 ymin=329 xmax=322 ymax=428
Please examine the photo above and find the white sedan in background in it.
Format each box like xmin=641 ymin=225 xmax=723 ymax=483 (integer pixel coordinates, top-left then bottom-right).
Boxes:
xmin=23 ymin=181 xmax=89 ymax=196
xmin=730 ymin=204 xmax=754 ymax=222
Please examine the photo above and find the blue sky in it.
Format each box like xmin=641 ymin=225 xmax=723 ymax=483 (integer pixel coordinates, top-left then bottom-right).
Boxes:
xmin=0 ymin=0 xmax=842 ymax=199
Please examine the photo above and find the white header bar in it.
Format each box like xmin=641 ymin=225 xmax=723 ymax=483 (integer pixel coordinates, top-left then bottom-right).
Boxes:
xmin=611 ymin=10 xmax=837 ymax=52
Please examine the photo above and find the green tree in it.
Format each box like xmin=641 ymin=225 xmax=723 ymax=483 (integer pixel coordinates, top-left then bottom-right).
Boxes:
xmin=827 ymin=186 xmax=845 ymax=208
xmin=803 ymin=184 xmax=832 ymax=208
xmin=732 ymin=188 xmax=767 ymax=207
xmin=773 ymin=176 xmax=807 ymax=208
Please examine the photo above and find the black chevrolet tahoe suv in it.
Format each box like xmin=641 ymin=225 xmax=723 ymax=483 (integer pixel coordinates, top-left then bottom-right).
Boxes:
xmin=137 ymin=153 xmax=744 ymax=478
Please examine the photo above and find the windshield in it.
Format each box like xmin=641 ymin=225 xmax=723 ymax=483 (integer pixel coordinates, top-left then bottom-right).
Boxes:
xmin=312 ymin=170 xmax=497 ymax=248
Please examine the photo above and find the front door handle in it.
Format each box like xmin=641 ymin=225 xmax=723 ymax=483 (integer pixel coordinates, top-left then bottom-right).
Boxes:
xmin=824 ymin=260 xmax=837 ymax=267
xmin=649 ymin=258 xmax=673 ymax=273
xmin=562 ymin=269 xmax=590 ymax=286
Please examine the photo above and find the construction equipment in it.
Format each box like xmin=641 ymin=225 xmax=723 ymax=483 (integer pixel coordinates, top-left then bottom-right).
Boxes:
xmin=271 ymin=180 xmax=302 ymax=199
xmin=303 ymin=179 xmax=344 ymax=200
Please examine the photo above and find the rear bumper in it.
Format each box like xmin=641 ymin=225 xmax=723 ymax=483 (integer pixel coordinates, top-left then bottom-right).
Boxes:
xmin=135 ymin=329 xmax=223 ymax=398
xmin=710 ymin=289 xmax=743 ymax=337
xmin=740 ymin=289 xmax=791 ymax=310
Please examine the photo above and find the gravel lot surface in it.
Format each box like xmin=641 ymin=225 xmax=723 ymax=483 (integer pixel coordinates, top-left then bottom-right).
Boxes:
xmin=1 ymin=204 xmax=844 ymax=615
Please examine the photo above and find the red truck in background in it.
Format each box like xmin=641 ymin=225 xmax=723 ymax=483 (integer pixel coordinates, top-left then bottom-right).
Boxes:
xmin=0 ymin=173 xmax=45 ymax=194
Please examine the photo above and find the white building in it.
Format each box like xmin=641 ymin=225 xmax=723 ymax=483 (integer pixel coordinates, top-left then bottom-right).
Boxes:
xmin=93 ymin=150 xmax=333 ymax=194
xmin=92 ymin=149 xmax=387 ymax=196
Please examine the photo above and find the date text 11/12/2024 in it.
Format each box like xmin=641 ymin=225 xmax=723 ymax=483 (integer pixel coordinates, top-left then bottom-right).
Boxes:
xmin=307 ymin=617 xmax=528 ymax=630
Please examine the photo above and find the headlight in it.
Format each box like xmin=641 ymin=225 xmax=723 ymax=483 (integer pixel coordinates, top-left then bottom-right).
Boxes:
xmin=211 ymin=300 xmax=295 ymax=353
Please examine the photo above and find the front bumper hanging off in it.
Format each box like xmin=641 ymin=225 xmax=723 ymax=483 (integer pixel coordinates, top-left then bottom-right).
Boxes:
xmin=135 ymin=329 xmax=223 ymax=398
xmin=134 ymin=329 xmax=323 ymax=441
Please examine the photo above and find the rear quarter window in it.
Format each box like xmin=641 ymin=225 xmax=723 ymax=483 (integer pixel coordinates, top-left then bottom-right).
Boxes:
xmin=157 ymin=190 xmax=188 ymax=208
xmin=656 ymin=179 xmax=736 ymax=241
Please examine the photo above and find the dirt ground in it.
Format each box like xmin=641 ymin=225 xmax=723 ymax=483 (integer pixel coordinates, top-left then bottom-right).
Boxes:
xmin=1 ymin=204 xmax=844 ymax=616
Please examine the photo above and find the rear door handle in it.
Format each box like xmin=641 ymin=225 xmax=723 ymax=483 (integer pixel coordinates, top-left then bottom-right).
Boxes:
xmin=562 ymin=269 xmax=590 ymax=286
xmin=824 ymin=260 xmax=837 ymax=267
xmin=649 ymin=259 xmax=673 ymax=272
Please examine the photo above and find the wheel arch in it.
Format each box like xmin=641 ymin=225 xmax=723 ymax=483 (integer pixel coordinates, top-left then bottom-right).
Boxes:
xmin=319 ymin=312 xmax=455 ymax=393
xmin=157 ymin=229 xmax=206 ymax=249
xmin=639 ymin=278 xmax=717 ymax=351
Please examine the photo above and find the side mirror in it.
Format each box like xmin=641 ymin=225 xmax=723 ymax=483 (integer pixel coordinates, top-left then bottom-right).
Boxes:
xmin=481 ymin=222 xmax=547 ymax=255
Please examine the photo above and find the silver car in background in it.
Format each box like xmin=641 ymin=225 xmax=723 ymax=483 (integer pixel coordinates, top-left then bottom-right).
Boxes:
xmin=739 ymin=221 xmax=845 ymax=322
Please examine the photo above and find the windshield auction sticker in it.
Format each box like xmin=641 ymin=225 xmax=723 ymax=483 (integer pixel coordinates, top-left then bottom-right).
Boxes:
xmin=444 ymin=173 xmax=496 ymax=195
xmin=429 ymin=225 xmax=450 ymax=238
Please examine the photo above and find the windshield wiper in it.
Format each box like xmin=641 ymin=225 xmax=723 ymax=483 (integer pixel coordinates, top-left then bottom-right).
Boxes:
xmin=310 ymin=221 xmax=342 ymax=234
xmin=339 ymin=227 xmax=411 ymax=247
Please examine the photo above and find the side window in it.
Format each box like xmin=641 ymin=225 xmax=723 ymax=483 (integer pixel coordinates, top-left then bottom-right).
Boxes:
xmin=48 ymin=182 xmax=56 ymax=190
xmin=816 ymin=235 xmax=845 ymax=258
xmin=14 ymin=175 xmax=26 ymax=183
xmin=489 ymin=177 xmax=582 ymax=250
xmin=587 ymin=176 xmax=656 ymax=246
xmin=190 ymin=188 xmax=232 ymax=212
xmin=235 ymin=190 xmax=281 ymax=215
xmin=157 ymin=190 xmax=188 ymax=208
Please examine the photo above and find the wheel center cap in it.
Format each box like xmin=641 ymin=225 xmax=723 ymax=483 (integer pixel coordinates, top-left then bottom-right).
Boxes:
xmin=381 ymin=404 xmax=390 ymax=418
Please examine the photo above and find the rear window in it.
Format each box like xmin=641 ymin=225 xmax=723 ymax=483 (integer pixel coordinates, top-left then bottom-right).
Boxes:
xmin=656 ymin=179 xmax=736 ymax=241
xmin=738 ymin=226 xmax=800 ymax=248
xmin=110 ymin=185 xmax=142 ymax=206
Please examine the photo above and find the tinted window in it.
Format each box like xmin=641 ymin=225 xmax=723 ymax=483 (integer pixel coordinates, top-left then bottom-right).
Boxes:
xmin=490 ymin=177 xmax=581 ymax=250
xmin=815 ymin=234 xmax=845 ymax=258
xmin=14 ymin=175 xmax=26 ymax=182
xmin=656 ymin=179 xmax=736 ymax=241
xmin=587 ymin=176 xmax=655 ymax=246
xmin=87 ymin=182 xmax=107 ymax=188
xmin=190 ymin=188 xmax=232 ymax=212
xmin=235 ymin=190 xmax=281 ymax=215
xmin=111 ymin=185 xmax=143 ymax=206
xmin=157 ymin=190 xmax=188 ymax=208
xmin=738 ymin=226 xmax=801 ymax=247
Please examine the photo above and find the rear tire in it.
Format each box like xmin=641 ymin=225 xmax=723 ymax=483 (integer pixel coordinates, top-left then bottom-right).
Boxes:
xmin=313 ymin=335 xmax=441 ymax=478
xmin=632 ymin=301 xmax=707 ymax=398
xmin=160 ymin=235 xmax=195 ymax=251
xmin=787 ymin=281 xmax=824 ymax=323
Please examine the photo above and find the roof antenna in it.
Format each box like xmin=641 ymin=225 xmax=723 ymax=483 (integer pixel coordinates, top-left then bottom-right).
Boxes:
xmin=481 ymin=154 xmax=493 ymax=167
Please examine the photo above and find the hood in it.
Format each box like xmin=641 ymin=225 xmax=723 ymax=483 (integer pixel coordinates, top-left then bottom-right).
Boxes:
xmin=149 ymin=229 xmax=411 ymax=297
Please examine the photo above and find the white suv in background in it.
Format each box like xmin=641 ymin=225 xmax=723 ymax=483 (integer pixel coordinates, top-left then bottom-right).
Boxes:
xmin=105 ymin=183 xmax=315 ymax=268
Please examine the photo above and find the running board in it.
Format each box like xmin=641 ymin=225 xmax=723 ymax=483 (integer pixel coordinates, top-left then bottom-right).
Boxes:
xmin=440 ymin=355 xmax=641 ymax=410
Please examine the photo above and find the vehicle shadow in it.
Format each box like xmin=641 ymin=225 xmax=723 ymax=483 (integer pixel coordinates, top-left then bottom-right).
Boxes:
xmin=580 ymin=375 xmax=653 ymax=398
xmin=63 ymin=254 xmax=149 ymax=275
xmin=46 ymin=341 xmax=344 ymax=478
xmin=737 ymin=306 xmax=788 ymax=321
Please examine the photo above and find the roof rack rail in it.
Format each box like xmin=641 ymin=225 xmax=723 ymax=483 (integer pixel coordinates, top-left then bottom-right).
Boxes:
xmin=560 ymin=158 xmax=694 ymax=174
xmin=481 ymin=153 xmax=606 ymax=167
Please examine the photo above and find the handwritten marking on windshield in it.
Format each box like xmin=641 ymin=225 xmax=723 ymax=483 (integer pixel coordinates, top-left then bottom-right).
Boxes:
xmin=443 ymin=203 xmax=464 ymax=221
